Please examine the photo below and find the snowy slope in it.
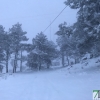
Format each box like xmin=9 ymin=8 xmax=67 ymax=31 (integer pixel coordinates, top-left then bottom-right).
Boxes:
xmin=0 ymin=57 xmax=100 ymax=100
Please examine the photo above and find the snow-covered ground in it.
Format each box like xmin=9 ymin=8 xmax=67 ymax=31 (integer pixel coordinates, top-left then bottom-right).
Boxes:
xmin=0 ymin=57 xmax=100 ymax=100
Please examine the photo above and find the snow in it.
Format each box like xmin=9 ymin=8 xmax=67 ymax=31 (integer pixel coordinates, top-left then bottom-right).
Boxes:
xmin=0 ymin=57 xmax=100 ymax=100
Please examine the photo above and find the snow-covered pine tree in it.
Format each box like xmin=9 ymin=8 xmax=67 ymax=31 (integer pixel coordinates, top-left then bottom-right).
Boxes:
xmin=9 ymin=23 xmax=28 ymax=73
xmin=27 ymin=32 xmax=58 ymax=70
xmin=56 ymin=22 xmax=75 ymax=66
xmin=2 ymin=32 xmax=12 ymax=73
xmin=65 ymin=0 xmax=100 ymax=57
xmin=0 ymin=25 xmax=5 ymax=73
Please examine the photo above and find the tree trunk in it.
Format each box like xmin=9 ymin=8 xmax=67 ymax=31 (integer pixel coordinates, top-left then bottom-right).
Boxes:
xmin=47 ymin=63 xmax=50 ymax=69
xmin=14 ymin=53 xmax=17 ymax=73
xmin=20 ymin=50 xmax=23 ymax=72
xmin=67 ymin=56 xmax=69 ymax=66
xmin=6 ymin=59 xmax=8 ymax=73
xmin=75 ymin=57 xmax=77 ymax=64
xmin=39 ymin=61 xmax=41 ymax=70
xmin=38 ymin=56 xmax=41 ymax=71
xmin=0 ymin=65 xmax=3 ymax=73
xmin=13 ymin=65 xmax=15 ymax=73
xmin=15 ymin=60 xmax=17 ymax=73
xmin=13 ymin=60 xmax=15 ymax=73
xmin=6 ymin=52 xmax=9 ymax=73
xmin=62 ymin=52 xmax=65 ymax=67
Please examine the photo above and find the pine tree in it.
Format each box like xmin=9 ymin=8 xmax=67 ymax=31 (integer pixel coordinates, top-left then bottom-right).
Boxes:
xmin=65 ymin=0 xmax=100 ymax=57
xmin=9 ymin=23 xmax=28 ymax=73
xmin=56 ymin=22 xmax=73 ymax=66
xmin=19 ymin=43 xmax=30 ymax=72
xmin=3 ymin=33 xmax=12 ymax=73
xmin=27 ymin=32 xmax=58 ymax=70
xmin=0 ymin=25 xmax=5 ymax=73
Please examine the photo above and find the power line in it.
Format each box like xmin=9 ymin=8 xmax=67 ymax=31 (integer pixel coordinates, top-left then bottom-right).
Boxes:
xmin=43 ymin=6 xmax=67 ymax=33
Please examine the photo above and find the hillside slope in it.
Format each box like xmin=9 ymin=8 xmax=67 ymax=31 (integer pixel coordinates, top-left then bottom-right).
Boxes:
xmin=0 ymin=57 xmax=100 ymax=100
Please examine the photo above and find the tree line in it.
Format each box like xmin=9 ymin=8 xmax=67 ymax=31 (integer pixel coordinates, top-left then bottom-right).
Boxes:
xmin=0 ymin=23 xmax=59 ymax=73
xmin=0 ymin=0 xmax=100 ymax=73
xmin=59 ymin=0 xmax=100 ymax=66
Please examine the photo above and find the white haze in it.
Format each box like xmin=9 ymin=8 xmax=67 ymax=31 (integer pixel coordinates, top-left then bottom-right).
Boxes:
xmin=0 ymin=0 xmax=77 ymax=43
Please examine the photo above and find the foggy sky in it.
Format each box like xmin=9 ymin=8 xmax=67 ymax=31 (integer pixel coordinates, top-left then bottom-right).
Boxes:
xmin=0 ymin=0 xmax=77 ymax=43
